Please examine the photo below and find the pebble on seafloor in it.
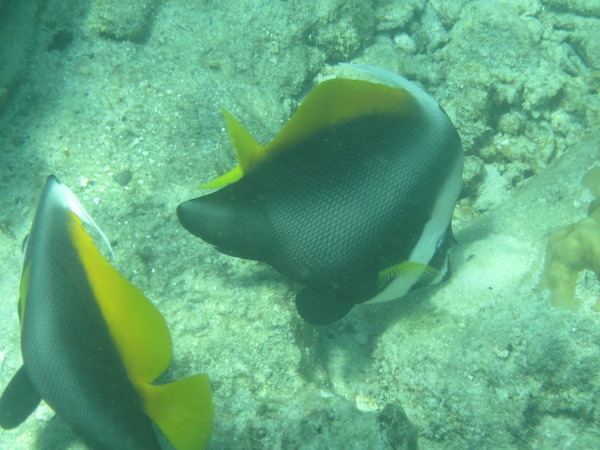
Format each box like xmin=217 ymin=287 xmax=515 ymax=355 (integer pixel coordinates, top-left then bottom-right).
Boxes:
xmin=114 ymin=169 xmax=132 ymax=187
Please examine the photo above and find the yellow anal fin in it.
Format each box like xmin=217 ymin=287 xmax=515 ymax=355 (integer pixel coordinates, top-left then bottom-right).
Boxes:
xmin=378 ymin=261 xmax=440 ymax=288
xmin=141 ymin=373 xmax=213 ymax=450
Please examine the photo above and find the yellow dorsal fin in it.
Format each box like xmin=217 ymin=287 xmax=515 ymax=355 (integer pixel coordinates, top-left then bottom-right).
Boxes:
xmin=378 ymin=261 xmax=440 ymax=288
xmin=222 ymin=109 xmax=265 ymax=171
xmin=200 ymin=109 xmax=265 ymax=189
xmin=266 ymin=78 xmax=414 ymax=155
xmin=68 ymin=211 xmax=172 ymax=383
xmin=140 ymin=373 xmax=213 ymax=450
xmin=200 ymin=165 xmax=243 ymax=189
xmin=201 ymin=78 xmax=415 ymax=189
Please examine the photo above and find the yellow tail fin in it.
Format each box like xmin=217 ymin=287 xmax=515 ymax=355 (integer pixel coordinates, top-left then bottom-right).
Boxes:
xmin=141 ymin=374 xmax=213 ymax=450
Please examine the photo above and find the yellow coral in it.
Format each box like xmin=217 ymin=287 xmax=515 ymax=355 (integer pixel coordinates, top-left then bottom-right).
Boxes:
xmin=538 ymin=167 xmax=600 ymax=311
xmin=539 ymin=210 xmax=600 ymax=310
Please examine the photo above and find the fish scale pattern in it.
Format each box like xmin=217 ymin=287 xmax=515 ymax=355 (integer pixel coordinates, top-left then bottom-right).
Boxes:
xmin=212 ymin=111 xmax=459 ymax=298
xmin=20 ymin=201 xmax=158 ymax=450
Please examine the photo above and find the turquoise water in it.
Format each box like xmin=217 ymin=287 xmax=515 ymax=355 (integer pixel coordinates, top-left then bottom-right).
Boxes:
xmin=0 ymin=0 xmax=599 ymax=448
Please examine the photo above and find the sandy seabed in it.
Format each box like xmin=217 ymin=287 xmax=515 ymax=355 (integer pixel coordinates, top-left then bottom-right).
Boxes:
xmin=1 ymin=0 xmax=599 ymax=448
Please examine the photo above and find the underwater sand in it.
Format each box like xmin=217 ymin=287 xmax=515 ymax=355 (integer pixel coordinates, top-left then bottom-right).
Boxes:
xmin=1 ymin=0 xmax=599 ymax=448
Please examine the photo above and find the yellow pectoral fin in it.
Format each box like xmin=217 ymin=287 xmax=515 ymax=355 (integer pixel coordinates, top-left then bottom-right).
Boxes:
xmin=378 ymin=261 xmax=440 ymax=288
xmin=140 ymin=374 xmax=213 ymax=450
xmin=68 ymin=211 xmax=172 ymax=383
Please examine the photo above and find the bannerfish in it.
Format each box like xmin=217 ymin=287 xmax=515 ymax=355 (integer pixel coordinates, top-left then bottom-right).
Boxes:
xmin=0 ymin=175 xmax=212 ymax=449
xmin=177 ymin=64 xmax=463 ymax=325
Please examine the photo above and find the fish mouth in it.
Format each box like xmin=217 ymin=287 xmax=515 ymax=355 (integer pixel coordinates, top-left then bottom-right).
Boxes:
xmin=177 ymin=196 xmax=230 ymax=241
xmin=177 ymin=198 xmax=206 ymax=239
xmin=177 ymin=195 xmax=256 ymax=259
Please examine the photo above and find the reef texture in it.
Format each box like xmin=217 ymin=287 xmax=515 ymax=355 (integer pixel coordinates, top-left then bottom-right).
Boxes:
xmin=365 ymin=0 xmax=599 ymax=207
xmin=0 ymin=0 xmax=599 ymax=448
xmin=86 ymin=0 xmax=164 ymax=43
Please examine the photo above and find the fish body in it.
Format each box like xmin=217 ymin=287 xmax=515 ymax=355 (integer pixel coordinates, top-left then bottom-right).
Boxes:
xmin=178 ymin=65 xmax=463 ymax=325
xmin=0 ymin=175 xmax=212 ymax=449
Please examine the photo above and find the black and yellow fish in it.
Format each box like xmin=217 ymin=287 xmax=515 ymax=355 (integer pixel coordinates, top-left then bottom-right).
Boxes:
xmin=0 ymin=175 xmax=212 ymax=449
xmin=177 ymin=64 xmax=463 ymax=325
